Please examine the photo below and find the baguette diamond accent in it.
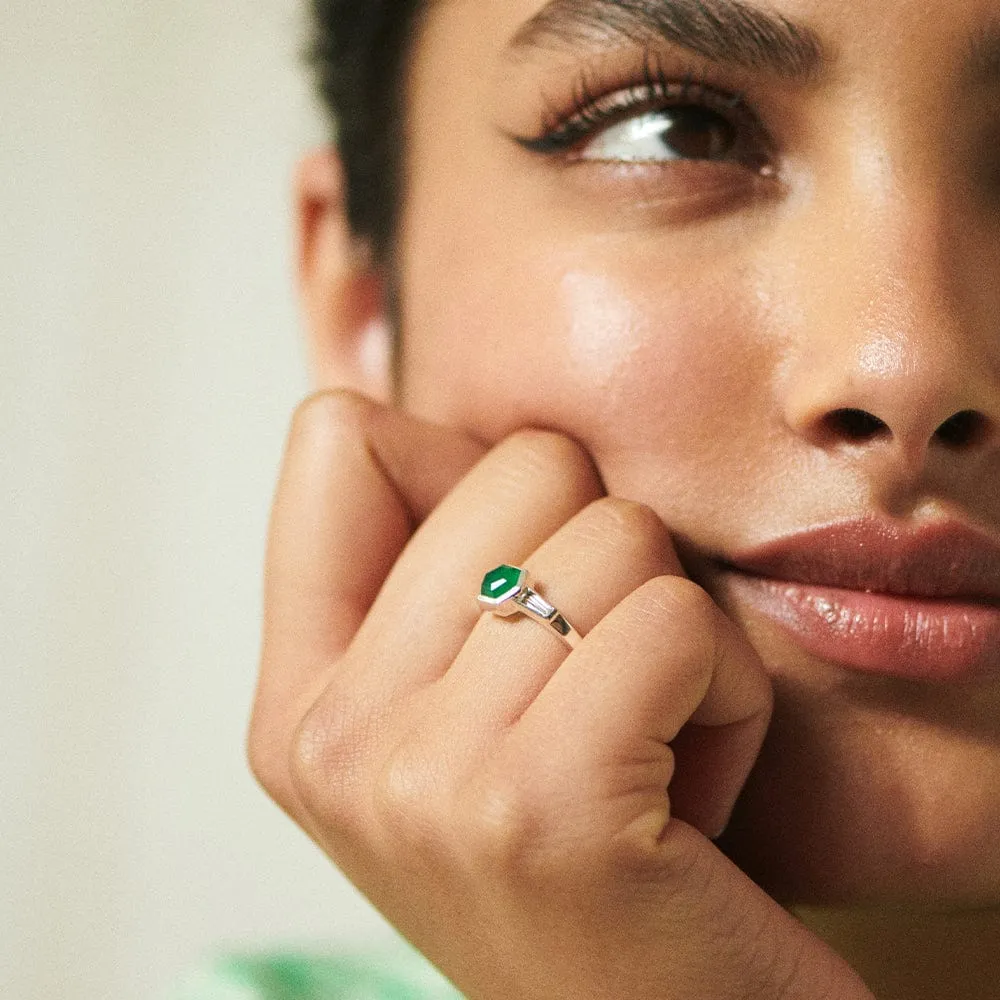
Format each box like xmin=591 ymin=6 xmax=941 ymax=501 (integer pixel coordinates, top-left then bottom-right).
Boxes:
xmin=519 ymin=590 xmax=556 ymax=619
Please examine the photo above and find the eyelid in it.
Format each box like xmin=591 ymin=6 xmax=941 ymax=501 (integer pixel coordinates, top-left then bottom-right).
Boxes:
xmin=526 ymin=79 xmax=762 ymax=156
xmin=510 ymin=48 xmax=776 ymax=159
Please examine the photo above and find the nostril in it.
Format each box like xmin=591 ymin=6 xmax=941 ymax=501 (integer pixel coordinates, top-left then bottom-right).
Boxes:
xmin=935 ymin=410 xmax=988 ymax=448
xmin=823 ymin=408 xmax=890 ymax=443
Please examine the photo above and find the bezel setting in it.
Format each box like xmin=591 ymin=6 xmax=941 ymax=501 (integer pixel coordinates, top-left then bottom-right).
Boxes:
xmin=478 ymin=564 xmax=529 ymax=616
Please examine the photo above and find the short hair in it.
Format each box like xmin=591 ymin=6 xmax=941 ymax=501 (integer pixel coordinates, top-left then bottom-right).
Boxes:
xmin=304 ymin=0 xmax=426 ymax=273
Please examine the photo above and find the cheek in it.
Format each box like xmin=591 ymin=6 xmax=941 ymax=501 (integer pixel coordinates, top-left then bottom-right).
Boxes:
xmin=402 ymin=247 xmax=772 ymax=501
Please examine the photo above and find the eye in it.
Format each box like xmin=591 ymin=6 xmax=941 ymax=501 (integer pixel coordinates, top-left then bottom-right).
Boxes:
xmin=514 ymin=62 xmax=776 ymax=175
xmin=579 ymin=105 xmax=744 ymax=163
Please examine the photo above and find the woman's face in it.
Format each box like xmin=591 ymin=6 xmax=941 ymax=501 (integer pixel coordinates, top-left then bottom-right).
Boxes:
xmin=388 ymin=0 xmax=1000 ymax=906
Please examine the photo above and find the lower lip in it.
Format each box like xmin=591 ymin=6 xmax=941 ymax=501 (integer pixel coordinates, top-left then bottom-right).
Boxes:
xmin=718 ymin=570 xmax=1000 ymax=682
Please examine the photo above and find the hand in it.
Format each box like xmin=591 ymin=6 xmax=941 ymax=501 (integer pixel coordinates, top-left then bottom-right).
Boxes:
xmin=249 ymin=390 xmax=876 ymax=1000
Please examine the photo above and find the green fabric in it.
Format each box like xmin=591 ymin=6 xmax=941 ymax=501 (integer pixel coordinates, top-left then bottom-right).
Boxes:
xmin=170 ymin=947 xmax=464 ymax=1000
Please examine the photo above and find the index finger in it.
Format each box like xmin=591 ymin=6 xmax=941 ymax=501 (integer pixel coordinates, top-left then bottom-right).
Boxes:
xmin=251 ymin=390 xmax=487 ymax=801
xmin=262 ymin=390 xmax=488 ymax=667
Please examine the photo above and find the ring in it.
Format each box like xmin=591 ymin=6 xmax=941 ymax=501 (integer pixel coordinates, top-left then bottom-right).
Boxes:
xmin=477 ymin=564 xmax=583 ymax=649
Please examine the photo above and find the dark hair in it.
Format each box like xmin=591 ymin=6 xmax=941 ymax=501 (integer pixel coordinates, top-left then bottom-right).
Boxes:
xmin=304 ymin=0 xmax=426 ymax=273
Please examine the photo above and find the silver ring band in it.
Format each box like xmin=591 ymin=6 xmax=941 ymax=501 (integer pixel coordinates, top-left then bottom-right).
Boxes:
xmin=477 ymin=565 xmax=583 ymax=650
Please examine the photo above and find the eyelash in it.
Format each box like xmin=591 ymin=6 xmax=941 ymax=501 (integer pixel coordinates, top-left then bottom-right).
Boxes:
xmin=516 ymin=50 xmax=773 ymax=166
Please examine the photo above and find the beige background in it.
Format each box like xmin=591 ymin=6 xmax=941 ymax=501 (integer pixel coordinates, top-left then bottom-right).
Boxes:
xmin=1 ymin=2 xmax=405 ymax=996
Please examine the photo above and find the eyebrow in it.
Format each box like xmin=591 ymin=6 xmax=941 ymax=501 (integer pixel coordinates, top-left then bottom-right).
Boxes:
xmin=504 ymin=0 xmax=831 ymax=83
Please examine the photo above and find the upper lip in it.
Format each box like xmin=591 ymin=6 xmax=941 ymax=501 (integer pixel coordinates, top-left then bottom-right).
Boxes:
xmin=720 ymin=517 xmax=1000 ymax=605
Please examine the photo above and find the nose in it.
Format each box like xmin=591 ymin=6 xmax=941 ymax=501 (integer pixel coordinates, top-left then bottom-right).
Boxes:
xmin=778 ymin=193 xmax=1000 ymax=479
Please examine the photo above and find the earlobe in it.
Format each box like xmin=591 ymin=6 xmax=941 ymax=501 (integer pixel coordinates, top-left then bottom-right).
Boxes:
xmin=294 ymin=147 xmax=392 ymax=402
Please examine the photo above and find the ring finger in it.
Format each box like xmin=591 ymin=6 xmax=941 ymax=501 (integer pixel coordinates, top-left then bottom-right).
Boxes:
xmin=443 ymin=497 xmax=686 ymax=732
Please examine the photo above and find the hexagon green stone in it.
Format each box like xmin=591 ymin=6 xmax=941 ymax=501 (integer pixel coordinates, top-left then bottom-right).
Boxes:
xmin=479 ymin=564 xmax=525 ymax=606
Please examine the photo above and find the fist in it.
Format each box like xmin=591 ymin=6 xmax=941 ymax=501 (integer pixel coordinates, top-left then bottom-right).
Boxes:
xmin=248 ymin=390 xmax=875 ymax=1000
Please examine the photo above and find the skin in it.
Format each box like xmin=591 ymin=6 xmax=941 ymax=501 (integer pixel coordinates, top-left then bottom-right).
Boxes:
xmin=254 ymin=0 xmax=1000 ymax=995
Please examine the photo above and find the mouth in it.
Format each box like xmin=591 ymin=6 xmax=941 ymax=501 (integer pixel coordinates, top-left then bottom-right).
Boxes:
xmin=712 ymin=516 xmax=1000 ymax=683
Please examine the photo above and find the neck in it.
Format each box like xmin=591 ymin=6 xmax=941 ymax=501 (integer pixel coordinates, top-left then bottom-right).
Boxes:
xmin=789 ymin=903 xmax=1000 ymax=1000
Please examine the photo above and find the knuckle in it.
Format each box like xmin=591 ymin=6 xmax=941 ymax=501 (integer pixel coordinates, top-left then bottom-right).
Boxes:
xmin=373 ymin=744 xmax=454 ymax=857
xmin=287 ymin=686 xmax=371 ymax=829
xmin=370 ymin=753 xmax=565 ymax=882
xmin=457 ymin=764 xmax=592 ymax=883
xmin=461 ymin=778 xmax=548 ymax=874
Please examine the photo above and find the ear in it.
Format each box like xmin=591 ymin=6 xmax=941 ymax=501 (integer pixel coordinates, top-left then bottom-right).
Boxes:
xmin=294 ymin=148 xmax=393 ymax=401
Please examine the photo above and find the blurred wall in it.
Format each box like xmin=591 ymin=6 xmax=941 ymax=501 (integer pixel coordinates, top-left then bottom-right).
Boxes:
xmin=1 ymin=2 xmax=404 ymax=996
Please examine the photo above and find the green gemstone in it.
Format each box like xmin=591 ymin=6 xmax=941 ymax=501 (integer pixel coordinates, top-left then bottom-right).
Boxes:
xmin=480 ymin=564 xmax=524 ymax=604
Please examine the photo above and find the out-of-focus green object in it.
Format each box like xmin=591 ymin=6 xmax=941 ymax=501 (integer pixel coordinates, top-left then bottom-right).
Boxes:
xmin=170 ymin=945 xmax=465 ymax=1000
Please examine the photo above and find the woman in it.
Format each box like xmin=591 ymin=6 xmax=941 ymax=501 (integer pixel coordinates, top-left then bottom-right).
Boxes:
xmin=248 ymin=0 xmax=1000 ymax=996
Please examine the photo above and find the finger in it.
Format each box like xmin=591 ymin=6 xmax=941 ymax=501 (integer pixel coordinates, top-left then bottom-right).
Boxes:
xmin=251 ymin=389 xmax=485 ymax=807
xmin=279 ymin=429 xmax=605 ymax=834
xmin=514 ymin=576 xmax=773 ymax=843
xmin=443 ymin=498 xmax=685 ymax=733
xmin=263 ymin=390 xmax=484 ymax=659
xmin=260 ymin=390 xmax=486 ymax=677
xmin=344 ymin=429 xmax=606 ymax=693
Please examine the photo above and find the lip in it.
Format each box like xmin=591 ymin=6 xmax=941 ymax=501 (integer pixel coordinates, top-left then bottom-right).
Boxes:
xmin=714 ymin=517 xmax=1000 ymax=682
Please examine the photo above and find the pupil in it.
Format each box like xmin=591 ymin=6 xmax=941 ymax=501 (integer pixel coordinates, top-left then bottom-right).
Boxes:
xmin=660 ymin=108 xmax=735 ymax=159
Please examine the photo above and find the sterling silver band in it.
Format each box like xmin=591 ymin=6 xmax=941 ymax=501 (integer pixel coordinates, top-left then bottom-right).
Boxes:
xmin=478 ymin=565 xmax=582 ymax=650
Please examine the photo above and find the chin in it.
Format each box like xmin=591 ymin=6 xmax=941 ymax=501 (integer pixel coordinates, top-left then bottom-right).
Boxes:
xmin=711 ymin=667 xmax=1000 ymax=911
